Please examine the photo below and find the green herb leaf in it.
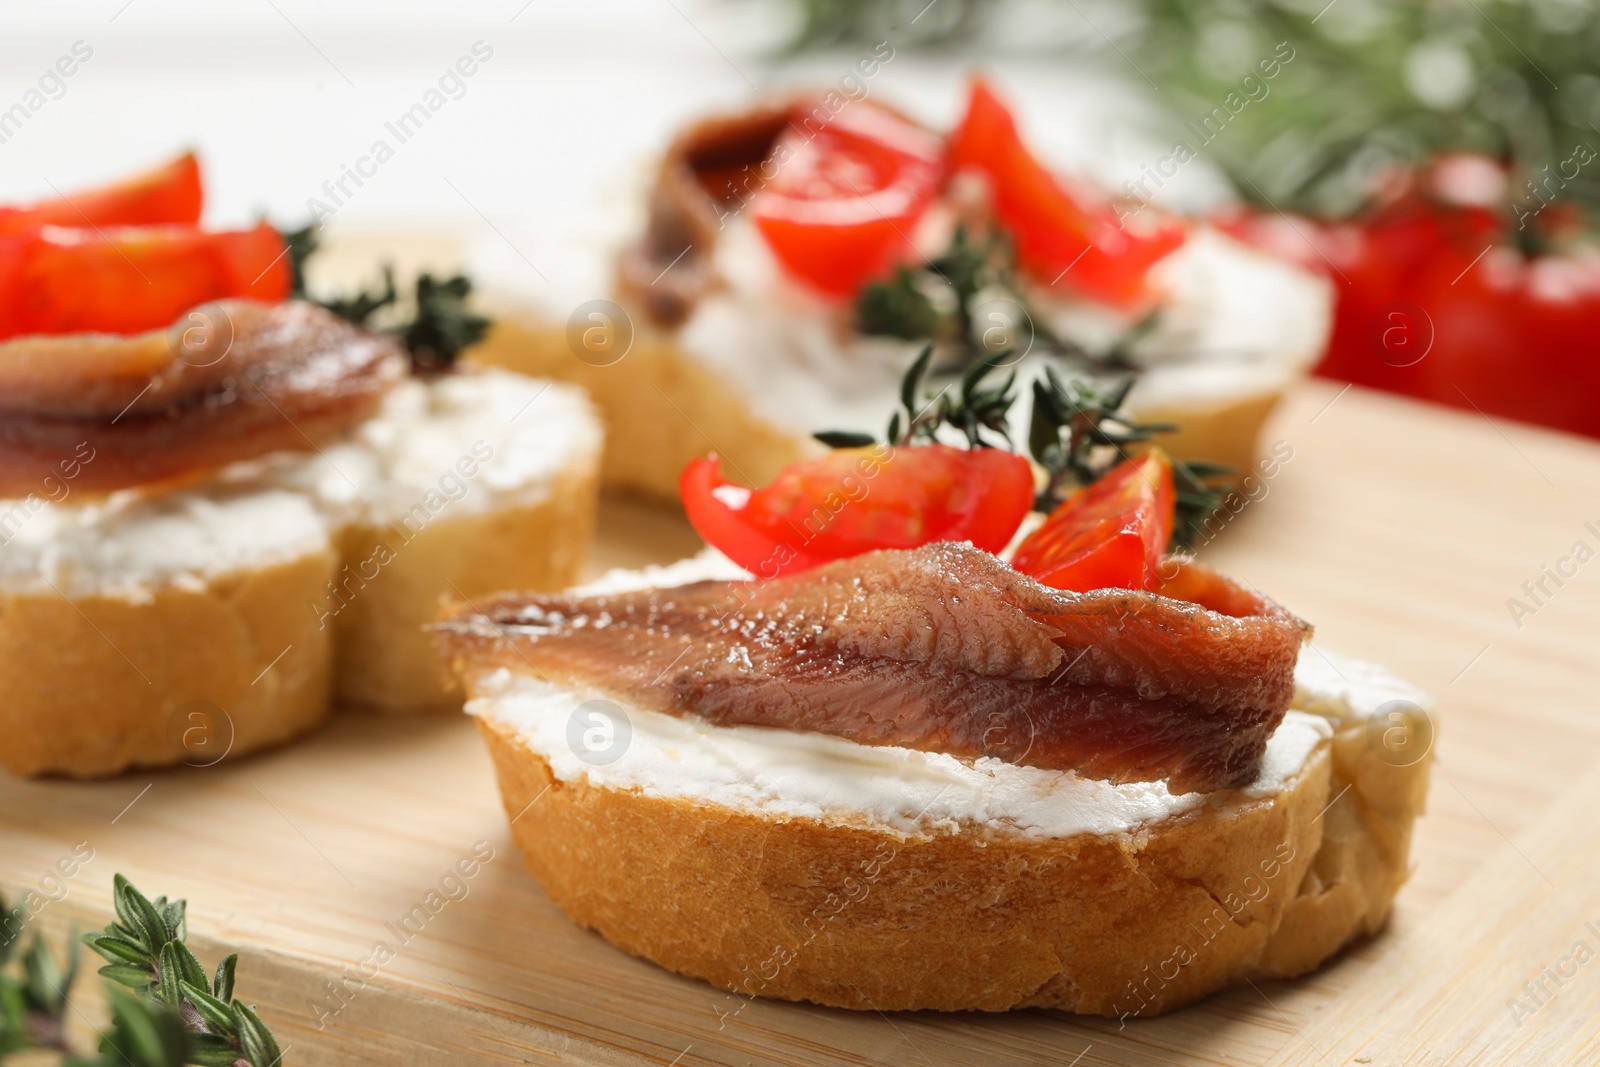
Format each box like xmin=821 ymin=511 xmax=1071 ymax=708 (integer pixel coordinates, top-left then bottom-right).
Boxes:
xmin=168 ymin=940 xmax=208 ymax=993
xmin=1 ymin=981 xmax=28 ymax=1058
xmin=1181 ymin=460 xmax=1238 ymax=479
xmin=1023 ymin=370 xmax=1236 ymax=550
xmin=856 ymin=265 xmax=936 ymax=339
xmin=282 ymin=223 xmax=320 ymax=300
xmin=179 ymin=980 xmax=236 ymax=1036
xmin=213 ymin=953 xmax=237 ymax=1003
xmin=156 ymin=943 xmax=182 ymax=1008
xmin=813 ymin=430 xmax=879 ymax=449
xmin=6 ymin=875 xmax=280 ymax=1064
xmin=403 ymin=272 xmax=492 ymax=373
xmin=85 ymin=935 xmax=150 ymax=966
xmin=854 ymin=223 xmax=1116 ymax=377
xmin=122 ymin=882 xmax=172 ymax=955
xmin=899 ymin=343 xmax=934 ymax=417
xmin=98 ymin=962 xmax=157 ymax=990
xmin=319 ymin=265 xmax=399 ymax=326
xmin=0 ymin=893 xmax=22 ymax=967
xmin=188 ymin=1033 xmax=247 ymax=1067
xmin=1170 ymin=458 xmax=1235 ymax=552
xmin=959 ymin=349 xmax=1001 ymax=401
xmin=111 ymin=875 xmax=140 ymax=944
xmin=233 ymin=1003 xmax=282 ymax=1067
xmin=22 ymin=937 xmax=66 ymax=1013
xmin=98 ymin=986 xmax=189 ymax=1067
xmin=276 ymin=220 xmax=493 ymax=372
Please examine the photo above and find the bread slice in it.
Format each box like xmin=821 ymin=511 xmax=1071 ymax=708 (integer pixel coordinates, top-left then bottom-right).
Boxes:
xmin=461 ymin=556 xmax=1432 ymax=1016
xmin=471 ymin=222 xmax=1331 ymax=502
xmin=0 ymin=477 xmax=338 ymax=778
xmin=280 ymin=369 xmax=602 ymax=713
xmin=473 ymin=317 xmax=812 ymax=498
xmin=0 ymin=368 xmax=601 ymax=777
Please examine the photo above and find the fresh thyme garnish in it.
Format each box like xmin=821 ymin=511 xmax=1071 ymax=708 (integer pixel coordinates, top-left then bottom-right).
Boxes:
xmin=1027 ymin=371 xmax=1161 ymax=507
xmin=854 ymin=224 xmax=1137 ymax=374
xmin=816 ymin=343 xmax=1018 ymax=451
xmin=317 ymin=265 xmax=399 ymax=326
xmin=851 ymin=262 xmax=934 ymax=337
xmin=854 ymin=263 xmax=937 ymax=341
xmin=280 ymin=222 xmax=490 ymax=373
xmin=401 ymin=273 xmax=492 ymax=373
xmin=1 ymin=888 xmax=79 ymax=1059
xmin=282 ymin=224 xmax=319 ymax=301
xmin=815 ymin=347 xmax=1233 ymax=552
xmin=0 ymin=875 xmax=282 ymax=1067
xmin=1169 ymin=462 xmax=1236 ymax=552
xmin=1027 ymin=368 xmax=1233 ymax=550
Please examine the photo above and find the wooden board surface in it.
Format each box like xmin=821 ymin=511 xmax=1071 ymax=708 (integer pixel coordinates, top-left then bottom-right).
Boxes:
xmin=4 ymin=379 xmax=1600 ymax=1067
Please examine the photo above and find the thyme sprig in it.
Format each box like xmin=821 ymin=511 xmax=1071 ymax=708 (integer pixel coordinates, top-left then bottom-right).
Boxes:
xmin=0 ymin=876 xmax=283 ymax=1067
xmin=0 ymin=890 xmax=79 ymax=1058
xmin=1027 ymin=368 xmax=1233 ymax=550
xmin=855 ymin=224 xmax=1139 ymax=375
xmin=1028 ymin=371 xmax=1164 ymax=508
xmin=281 ymin=223 xmax=490 ymax=372
xmin=316 ymin=265 xmax=399 ymax=327
xmin=402 ymin=274 xmax=492 ymax=373
xmin=815 ymin=343 xmax=1018 ymax=450
xmin=280 ymin=225 xmax=320 ymax=302
xmin=815 ymin=350 xmax=1234 ymax=552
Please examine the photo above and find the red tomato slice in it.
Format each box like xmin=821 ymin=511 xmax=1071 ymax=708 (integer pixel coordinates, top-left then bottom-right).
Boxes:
xmin=0 ymin=222 xmax=291 ymax=340
xmin=681 ymin=444 xmax=1034 ymax=578
xmin=947 ymin=78 xmax=1186 ymax=309
xmin=1011 ymin=450 xmax=1175 ymax=592
xmin=0 ymin=153 xmax=202 ymax=236
xmin=752 ymin=104 xmax=941 ymax=297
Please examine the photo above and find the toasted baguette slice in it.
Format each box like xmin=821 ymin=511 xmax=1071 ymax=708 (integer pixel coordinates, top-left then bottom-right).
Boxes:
xmin=282 ymin=369 xmax=602 ymax=713
xmin=0 ymin=368 xmax=601 ymax=777
xmin=462 ymin=555 xmax=1432 ymax=1016
xmin=0 ymin=479 xmax=338 ymax=778
xmin=474 ymin=317 xmax=803 ymax=499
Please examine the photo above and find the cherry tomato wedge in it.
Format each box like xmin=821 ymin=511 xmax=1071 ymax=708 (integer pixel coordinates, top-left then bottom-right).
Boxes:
xmin=0 ymin=222 xmax=291 ymax=340
xmin=1011 ymin=449 xmax=1175 ymax=592
xmin=0 ymin=153 xmax=202 ymax=236
xmin=681 ymin=444 xmax=1034 ymax=578
xmin=947 ymin=78 xmax=1186 ymax=309
xmin=752 ymin=103 xmax=941 ymax=298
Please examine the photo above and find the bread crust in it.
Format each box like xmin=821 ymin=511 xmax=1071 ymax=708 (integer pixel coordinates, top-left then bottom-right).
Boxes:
xmin=0 ymin=548 xmax=336 ymax=778
xmin=332 ymin=446 xmax=601 ymax=713
xmin=472 ymin=312 xmax=1281 ymax=504
xmin=475 ymin=710 xmax=1428 ymax=1015
xmin=1126 ymin=390 xmax=1283 ymax=479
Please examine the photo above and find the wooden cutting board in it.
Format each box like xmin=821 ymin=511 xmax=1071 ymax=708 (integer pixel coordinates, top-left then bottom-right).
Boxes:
xmin=4 ymin=379 xmax=1599 ymax=1067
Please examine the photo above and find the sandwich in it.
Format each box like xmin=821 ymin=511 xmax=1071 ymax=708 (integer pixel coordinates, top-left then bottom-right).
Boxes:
xmin=437 ymin=385 xmax=1431 ymax=1017
xmin=0 ymin=155 xmax=602 ymax=778
xmin=472 ymin=76 xmax=1332 ymax=502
